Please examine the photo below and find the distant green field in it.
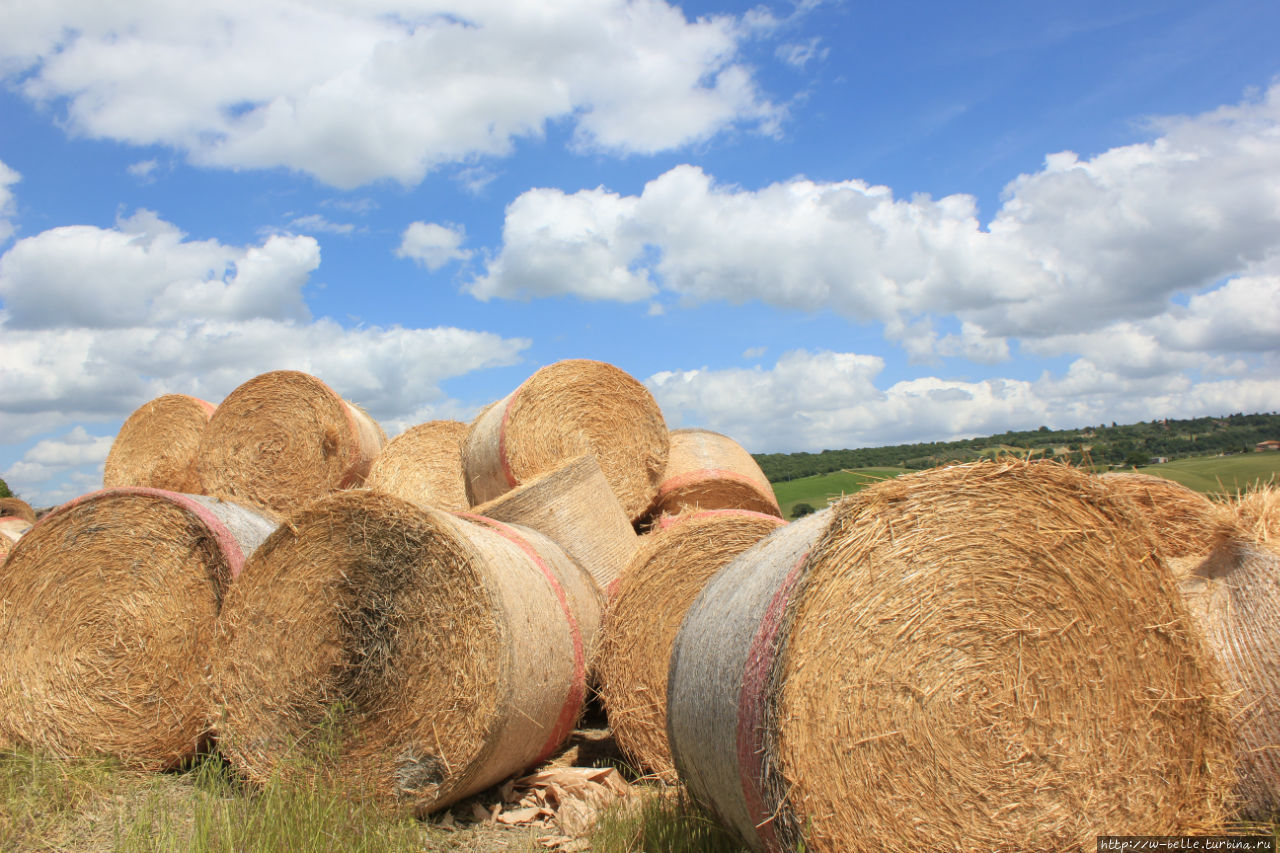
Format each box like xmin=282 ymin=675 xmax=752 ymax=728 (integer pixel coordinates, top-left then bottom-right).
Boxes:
xmin=1136 ymin=453 xmax=1280 ymax=496
xmin=772 ymin=467 xmax=908 ymax=518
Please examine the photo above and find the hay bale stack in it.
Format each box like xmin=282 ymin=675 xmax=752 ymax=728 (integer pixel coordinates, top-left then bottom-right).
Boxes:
xmin=213 ymin=491 xmax=602 ymax=814
xmin=197 ymin=370 xmax=387 ymax=517
xmin=462 ymin=360 xmax=668 ymax=521
xmin=0 ymin=488 xmax=275 ymax=768
xmin=1100 ymin=471 xmax=1228 ymax=558
xmin=471 ymin=454 xmax=638 ymax=594
xmin=651 ymin=429 xmax=780 ymax=518
xmin=104 ymin=394 xmax=216 ymax=492
xmin=0 ymin=497 xmax=37 ymax=524
xmin=597 ymin=509 xmax=783 ymax=781
xmin=364 ymin=420 xmax=469 ymax=513
xmin=669 ymin=461 xmax=1233 ymax=853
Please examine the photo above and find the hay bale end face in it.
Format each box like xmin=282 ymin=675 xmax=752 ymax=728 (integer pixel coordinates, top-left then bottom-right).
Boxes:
xmin=597 ymin=508 xmax=784 ymax=781
xmin=1100 ymin=471 xmax=1229 ymax=558
xmin=197 ymin=370 xmax=387 ymax=517
xmin=0 ymin=497 xmax=37 ymax=524
xmin=0 ymin=488 xmax=274 ymax=768
xmin=104 ymin=394 xmax=216 ymax=493
xmin=670 ymin=462 xmax=1234 ymax=853
xmin=462 ymin=360 xmax=668 ymax=521
xmin=365 ymin=420 xmax=469 ymax=513
xmin=651 ymin=428 xmax=780 ymax=519
xmin=471 ymin=454 xmax=638 ymax=594
xmin=214 ymin=492 xmax=600 ymax=814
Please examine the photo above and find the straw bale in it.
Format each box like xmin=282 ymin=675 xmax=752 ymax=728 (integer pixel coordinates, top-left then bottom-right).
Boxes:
xmin=0 ymin=517 xmax=30 ymax=562
xmin=471 ymin=454 xmax=638 ymax=594
xmin=103 ymin=394 xmax=216 ymax=493
xmin=0 ymin=497 xmax=37 ymax=524
xmin=0 ymin=488 xmax=274 ymax=768
xmin=597 ymin=509 xmax=783 ymax=782
xmin=365 ymin=420 xmax=469 ymax=512
xmin=196 ymin=370 xmax=387 ymax=517
xmin=462 ymin=359 xmax=668 ymax=521
xmin=650 ymin=428 xmax=780 ymax=518
xmin=1100 ymin=471 xmax=1228 ymax=558
xmin=1232 ymin=482 xmax=1280 ymax=547
xmin=213 ymin=491 xmax=601 ymax=814
xmin=670 ymin=461 xmax=1234 ymax=853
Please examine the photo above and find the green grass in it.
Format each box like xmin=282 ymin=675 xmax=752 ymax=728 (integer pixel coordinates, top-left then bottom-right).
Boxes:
xmin=589 ymin=790 xmax=747 ymax=853
xmin=1135 ymin=453 xmax=1280 ymax=496
xmin=772 ymin=467 xmax=908 ymax=518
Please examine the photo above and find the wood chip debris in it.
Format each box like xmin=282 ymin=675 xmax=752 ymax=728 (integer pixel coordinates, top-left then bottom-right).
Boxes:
xmin=458 ymin=766 xmax=633 ymax=848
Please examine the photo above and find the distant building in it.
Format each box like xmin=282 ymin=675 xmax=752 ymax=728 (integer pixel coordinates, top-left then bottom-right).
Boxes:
xmin=1256 ymin=440 xmax=1280 ymax=452
xmin=1149 ymin=457 xmax=1169 ymax=465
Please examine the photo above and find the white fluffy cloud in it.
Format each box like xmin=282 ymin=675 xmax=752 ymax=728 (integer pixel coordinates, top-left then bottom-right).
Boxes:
xmin=396 ymin=222 xmax=472 ymax=271
xmin=0 ymin=159 xmax=18 ymax=244
xmin=474 ymin=85 xmax=1280 ymax=356
xmin=2 ymin=0 xmax=779 ymax=188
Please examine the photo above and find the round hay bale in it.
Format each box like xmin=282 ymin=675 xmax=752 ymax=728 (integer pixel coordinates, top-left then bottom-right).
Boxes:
xmin=1232 ymin=482 xmax=1280 ymax=547
xmin=1178 ymin=532 xmax=1280 ymax=819
xmin=197 ymin=371 xmax=387 ymax=517
xmin=471 ymin=454 xmax=638 ymax=594
xmin=213 ymin=491 xmax=601 ymax=814
xmin=364 ymin=420 xmax=469 ymax=513
xmin=0 ymin=488 xmax=275 ymax=768
xmin=0 ymin=516 xmax=31 ymax=562
xmin=651 ymin=428 xmax=780 ymax=519
xmin=103 ymin=394 xmax=216 ymax=493
xmin=0 ymin=497 xmax=37 ymax=524
xmin=1100 ymin=471 xmax=1228 ymax=558
xmin=597 ymin=509 xmax=784 ymax=782
xmin=669 ymin=461 xmax=1234 ymax=853
xmin=462 ymin=359 xmax=668 ymax=521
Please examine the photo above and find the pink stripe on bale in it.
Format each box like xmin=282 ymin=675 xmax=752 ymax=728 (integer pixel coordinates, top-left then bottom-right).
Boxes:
xmin=658 ymin=469 xmax=771 ymax=500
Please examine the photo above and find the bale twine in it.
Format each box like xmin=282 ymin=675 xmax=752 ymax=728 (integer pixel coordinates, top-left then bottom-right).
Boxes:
xmin=103 ymin=394 xmax=216 ymax=493
xmin=669 ymin=461 xmax=1234 ymax=853
xmin=1100 ymin=471 xmax=1228 ymax=558
xmin=471 ymin=454 xmax=638 ymax=594
xmin=197 ymin=370 xmax=387 ymax=517
xmin=213 ymin=491 xmax=601 ymax=814
xmin=650 ymin=429 xmax=780 ymax=519
xmin=0 ymin=488 xmax=275 ymax=768
xmin=364 ymin=420 xmax=469 ymax=513
xmin=597 ymin=509 xmax=784 ymax=782
xmin=462 ymin=359 xmax=668 ymax=521
xmin=0 ymin=496 xmax=37 ymax=524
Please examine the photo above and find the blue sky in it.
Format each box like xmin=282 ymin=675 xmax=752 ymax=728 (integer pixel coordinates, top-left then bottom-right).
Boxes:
xmin=1 ymin=0 xmax=1278 ymax=505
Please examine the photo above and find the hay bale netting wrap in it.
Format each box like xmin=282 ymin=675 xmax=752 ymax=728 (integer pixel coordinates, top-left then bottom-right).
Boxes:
xmin=1100 ymin=471 xmax=1228 ymax=558
xmin=471 ymin=454 xmax=638 ymax=594
xmin=0 ymin=488 xmax=275 ymax=768
xmin=597 ymin=508 xmax=784 ymax=782
xmin=213 ymin=491 xmax=602 ymax=814
xmin=669 ymin=462 xmax=1234 ymax=853
xmin=0 ymin=497 xmax=37 ymax=524
xmin=364 ymin=419 xmax=469 ymax=513
xmin=103 ymin=394 xmax=216 ymax=493
xmin=462 ymin=359 xmax=668 ymax=521
xmin=651 ymin=428 xmax=780 ymax=519
xmin=1177 ymin=533 xmax=1280 ymax=819
xmin=196 ymin=370 xmax=387 ymax=517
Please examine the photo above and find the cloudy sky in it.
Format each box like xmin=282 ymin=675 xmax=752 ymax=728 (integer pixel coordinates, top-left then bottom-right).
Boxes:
xmin=1 ymin=0 xmax=1278 ymax=505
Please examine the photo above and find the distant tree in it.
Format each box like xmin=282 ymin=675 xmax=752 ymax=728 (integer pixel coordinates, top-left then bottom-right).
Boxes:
xmin=1124 ymin=451 xmax=1149 ymax=468
xmin=0 ymin=477 xmax=11 ymax=499
xmin=790 ymin=502 xmax=817 ymax=519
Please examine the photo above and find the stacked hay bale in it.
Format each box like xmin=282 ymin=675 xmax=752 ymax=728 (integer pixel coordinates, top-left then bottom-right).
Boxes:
xmin=0 ymin=497 xmax=37 ymax=524
xmin=213 ymin=491 xmax=602 ymax=814
xmin=197 ymin=370 xmax=386 ymax=517
xmin=596 ymin=509 xmax=784 ymax=781
xmin=471 ymin=454 xmax=638 ymax=595
xmin=0 ymin=516 xmax=31 ymax=561
xmin=365 ymin=420 xmax=469 ymax=513
xmin=1100 ymin=471 xmax=1227 ymax=558
xmin=0 ymin=488 xmax=275 ymax=768
xmin=649 ymin=429 xmax=780 ymax=519
xmin=669 ymin=461 xmax=1233 ymax=853
xmin=463 ymin=360 xmax=668 ymax=522
xmin=104 ymin=394 xmax=216 ymax=492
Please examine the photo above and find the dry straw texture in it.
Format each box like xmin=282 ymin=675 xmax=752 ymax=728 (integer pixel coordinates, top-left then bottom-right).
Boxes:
xmin=471 ymin=454 xmax=638 ymax=594
xmin=197 ymin=370 xmax=386 ymax=517
xmin=0 ymin=497 xmax=37 ymax=524
xmin=1232 ymin=482 xmax=1280 ymax=547
xmin=597 ymin=509 xmax=784 ymax=782
xmin=0 ymin=488 xmax=274 ymax=769
xmin=103 ymin=394 xmax=216 ymax=493
xmin=1178 ymin=536 xmax=1280 ymax=819
xmin=213 ymin=491 xmax=601 ymax=814
xmin=364 ymin=420 xmax=469 ymax=512
xmin=1100 ymin=471 xmax=1228 ymax=558
xmin=671 ymin=462 xmax=1234 ymax=853
xmin=0 ymin=517 xmax=30 ymax=561
xmin=462 ymin=359 xmax=668 ymax=521
xmin=650 ymin=429 xmax=780 ymax=519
